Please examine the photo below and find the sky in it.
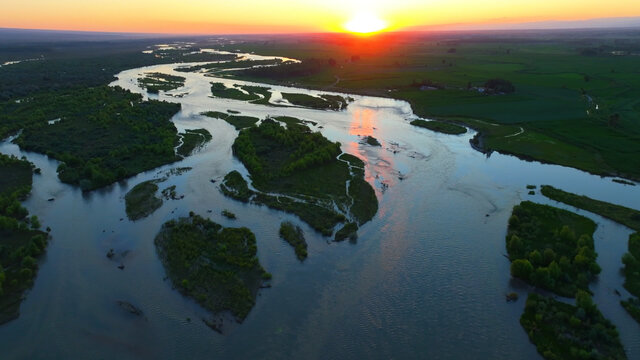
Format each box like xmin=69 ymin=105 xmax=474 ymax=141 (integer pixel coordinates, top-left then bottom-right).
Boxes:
xmin=2 ymin=0 xmax=640 ymax=34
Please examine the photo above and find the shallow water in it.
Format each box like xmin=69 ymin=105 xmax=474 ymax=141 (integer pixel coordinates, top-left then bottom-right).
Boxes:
xmin=1 ymin=52 xmax=639 ymax=359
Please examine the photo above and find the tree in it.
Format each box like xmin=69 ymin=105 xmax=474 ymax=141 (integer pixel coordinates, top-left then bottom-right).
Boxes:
xmin=511 ymin=259 xmax=534 ymax=280
xmin=484 ymin=78 xmax=515 ymax=94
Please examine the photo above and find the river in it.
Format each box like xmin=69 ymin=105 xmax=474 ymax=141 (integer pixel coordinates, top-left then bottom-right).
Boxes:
xmin=0 ymin=50 xmax=639 ymax=359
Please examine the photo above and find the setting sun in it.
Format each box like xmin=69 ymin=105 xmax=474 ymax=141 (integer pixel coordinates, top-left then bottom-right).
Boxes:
xmin=344 ymin=11 xmax=388 ymax=34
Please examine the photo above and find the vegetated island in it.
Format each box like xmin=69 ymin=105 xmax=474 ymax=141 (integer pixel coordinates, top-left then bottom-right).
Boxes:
xmin=279 ymin=222 xmax=307 ymax=261
xmin=521 ymin=292 xmax=627 ymax=360
xmin=176 ymin=128 xmax=212 ymax=157
xmin=540 ymin=185 xmax=640 ymax=323
xmin=541 ymin=185 xmax=640 ymax=232
xmin=506 ymin=201 xmax=600 ymax=297
xmin=281 ymin=92 xmax=350 ymax=111
xmin=138 ymin=72 xmax=186 ymax=94
xmin=8 ymin=86 xmax=182 ymax=191
xmin=125 ymin=180 xmax=163 ymax=221
xmin=0 ymin=154 xmax=49 ymax=324
xmin=202 ymin=111 xmax=259 ymax=130
xmin=410 ymin=119 xmax=467 ymax=135
xmin=154 ymin=213 xmax=271 ymax=331
xmin=219 ymin=117 xmax=378 ymax=241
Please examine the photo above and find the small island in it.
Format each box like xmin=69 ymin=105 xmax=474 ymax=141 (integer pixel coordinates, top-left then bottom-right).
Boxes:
xmin=202 ymin=111 xmax=259 ymax=130
xmin=410 ymin=119 xmax=467 ymax=135
xmin=125 ymin=180 xmax=163 ymax=221
xmin=154 ymin=214 xmax=271 ymax=325
xmin=0 ymin=154 xmax=49 ymax=324
xmin=279 ymin=222 xmax=307 ymax=261
xmin=521 ymin=292 xmax=626 ymax=360
xmin=506 ymin=201 xmax=600 ymax=297
xmin=176 ymin=128 xmax=212 ymax=157
xmin=138 ymin=72 xmax=186 ymax=93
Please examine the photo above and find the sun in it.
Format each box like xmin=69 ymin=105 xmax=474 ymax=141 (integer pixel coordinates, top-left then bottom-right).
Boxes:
xmin=344 ymin=11 xmax=388 ymax=34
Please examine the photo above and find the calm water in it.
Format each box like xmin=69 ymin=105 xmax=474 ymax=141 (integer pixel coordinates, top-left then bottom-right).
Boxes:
xmin=1 ymin=52 xmax=639 ymax=359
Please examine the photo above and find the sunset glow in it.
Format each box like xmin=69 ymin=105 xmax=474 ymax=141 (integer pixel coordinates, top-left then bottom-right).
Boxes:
xmin=1 ymin=1 xmax=639 ymax=34
xmin=344 ymin=12 xmax=388 ymax=34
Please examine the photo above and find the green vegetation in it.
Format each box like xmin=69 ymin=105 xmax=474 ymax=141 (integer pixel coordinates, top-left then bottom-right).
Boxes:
xmin=334 ymin=222 xmax=358 ymax=242
xmin=154 ymin=214 xmax=270 ymax=322
xmin=221 ymin=210 xmax=236 ymax=220
xmin=230 ymin=33 xmax=640 ymax=181
xmin=0 ymin=154 xmax=48 ymax=324
xmin=138 ymin=72 xmax=185 ymax=93
xmin=281 ymin=93 xmax=348 ymax=110
xmin=175 ymin=59 xmax=281 ymax=73
xmin=5 ymin=86 xmax=181 ymax=190
xmin=202 ymin=111 xmax=259 ymax=130
xmin=541 ymin=185 xmax=640 ymax=231
xmin=125 ymin=180 xmax=162 ymax=221
xmin=410 ymin=119 xmax=467 ymax=135
xmin=520 ymin=293 xmax=626 ymax=360
xmin=362 ymin=136 xmax=381 ymax=146
xmin=177 ymin=128 xmax=212 ymax=157
xmin=621 ymin=232 xmax=640 ymax=322
xmin=220 ymin=171 xmax=253 ymax=202
xmin=538 ymin=185 xmax=640 ymax=322
xmin=210 ymin=82 xmax=259 ymax=101
xmin=506 ymin=201 xmax=599 ymax=297
xmin=219 ymin=118 xmax=377 ymax=237
xmin=279 ymin=222 xmax=307 ymax=261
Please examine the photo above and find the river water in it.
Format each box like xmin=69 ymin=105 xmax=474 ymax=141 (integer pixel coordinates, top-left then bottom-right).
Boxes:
xmin=1 ymin=51 xmax=639 ymax=359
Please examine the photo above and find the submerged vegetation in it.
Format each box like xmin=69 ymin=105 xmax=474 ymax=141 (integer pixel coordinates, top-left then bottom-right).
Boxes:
xmin=125 ymin=180 xmax=163 ymax=221
xmin=279 ymin=222 xmax=307 ymax=261
xmin=521 ymin=293 xmax=626 ymax=360
xmin=506 ymin=201 xmax=599 ymax=297
xmin=154 ymin=214 xmax=270 ymax=322
xmin=7 ymin=86 xmax=181 ymax=191
xmin=177 ymin=128 xmax=212 ymax=157
xmin=0 ymin=154 xmax=48 ymax=324
xmin=410 ymin=119 xmax=467 ymax=135
xmin=138 ymin=72 xmax=185 ymax=94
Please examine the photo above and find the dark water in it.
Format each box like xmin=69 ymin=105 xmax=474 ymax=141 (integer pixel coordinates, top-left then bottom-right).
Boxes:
xmin=0 ymin=54 xmax=638 ymax=359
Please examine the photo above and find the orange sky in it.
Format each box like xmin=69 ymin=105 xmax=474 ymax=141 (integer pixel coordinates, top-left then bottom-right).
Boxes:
xmin=2 ymin=0 xmax=640 ymax=34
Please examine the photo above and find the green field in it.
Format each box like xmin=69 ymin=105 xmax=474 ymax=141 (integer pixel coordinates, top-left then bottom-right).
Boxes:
xmin=125 ymin=181 xmax=163 ymax=221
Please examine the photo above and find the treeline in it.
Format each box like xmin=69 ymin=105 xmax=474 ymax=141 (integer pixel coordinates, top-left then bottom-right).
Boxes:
xmin=154 ymin=213 xmax=270 ymax=322
xmin=622 ymin=232 xmax=640 ymax=322
xmin=0 ymin=154 xmax=48 ymax=324
xmin=7 ymin=86 xmax=181 ymax=190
